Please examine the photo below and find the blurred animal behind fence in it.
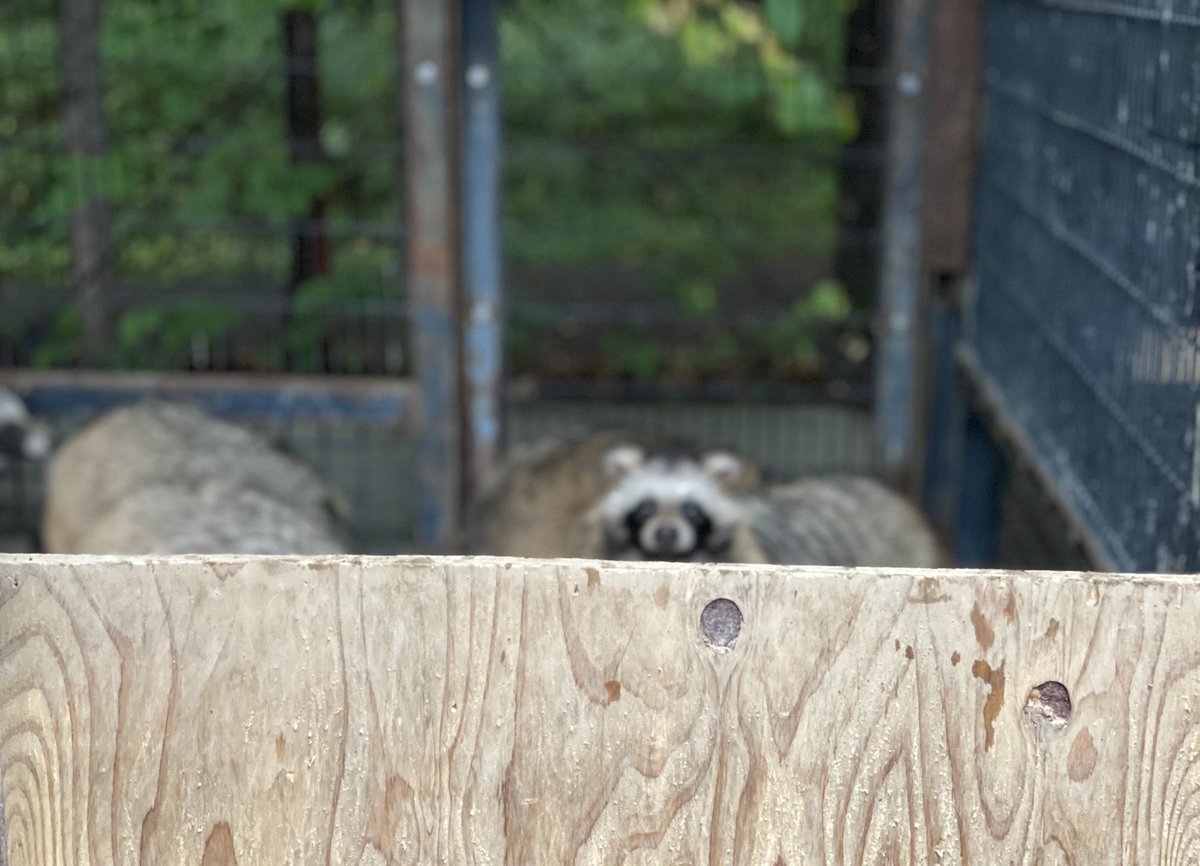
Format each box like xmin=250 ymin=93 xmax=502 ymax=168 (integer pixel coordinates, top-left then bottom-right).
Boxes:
xmin=0 ymin=386 xmax=50 ymax=470
xmin=467 ymin=430 xmax=763 ymax=560
xmin=593 ymin=444 xmax=944 ymax=567
xmin=42 ymin=401 xmax=350 ymax=555
xmin=471 ymin=431 xmax=943 ymax=567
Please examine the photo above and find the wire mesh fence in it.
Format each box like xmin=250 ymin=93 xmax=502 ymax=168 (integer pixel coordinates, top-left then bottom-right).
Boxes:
xmin=1 ymin=0 xmax=885 ymax=387
xmin=1 ymin=0 xmax=409 ymax=374
xmin=969 ymin=0 xmax=1200 ymax=572
xmin=0 ymin=0 xmax=893 ymax=554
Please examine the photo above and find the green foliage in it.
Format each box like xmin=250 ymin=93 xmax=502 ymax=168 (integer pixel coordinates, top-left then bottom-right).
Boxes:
xmin=112 ymin=300 xmax=242 ymax=368
xmin=630 ymin=0 xmax=855 ymax=137
xmin=286 ymin=258 xmax=403 ymax=372
xmin=757 ymin=278 xmax=852 ymax=371
xmin=29 ymin=299 xmax=245 ymax=370
xmin=500 ymin=0 xmax=848 ymax=268
xmin=501 ymin=0 xmax=855 ymax=379
xmin=600 ymin=332 xmax=666 ymax=381
xmin=29 ymin=309 xmax=83 ymax=369
xmin=764 ymin=0 xmax=806 ymax=47
xmin=2 ymin=0 xmax=856 ymax=380
xmin=2 ymin=0 xmax=398 ymax=281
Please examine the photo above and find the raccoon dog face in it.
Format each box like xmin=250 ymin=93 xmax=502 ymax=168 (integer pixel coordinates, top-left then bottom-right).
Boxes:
xmin=594 ymin=444 xmax=745 ymax=562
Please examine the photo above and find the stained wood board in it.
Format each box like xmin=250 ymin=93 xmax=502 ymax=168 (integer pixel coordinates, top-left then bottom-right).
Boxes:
xmin=1 ymin=554 xmax=1197 ymax=864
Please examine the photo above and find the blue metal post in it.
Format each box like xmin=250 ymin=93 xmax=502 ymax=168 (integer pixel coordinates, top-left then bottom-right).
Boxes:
xmin=875 ymin=0 xmax=932 ymax=481
xmin=919 ymin=293 xmax=967 ymax=534
xmin=461 ymin=0 xmax=504 ymax=498
xmin=954 ymin=408 xmax=1008 ymax=566
xmin=401 ymin=0 xmax=464 ymax=550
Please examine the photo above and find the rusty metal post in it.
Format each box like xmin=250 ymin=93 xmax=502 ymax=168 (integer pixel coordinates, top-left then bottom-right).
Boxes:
xmin=920 ymin=0 xmax=984 ymax=277
xmin=284 ymin=9 xmax=331 ymax=371
xmin=833 ymin=0 xmax=888 ymax=312
xmin=916 ymin=0 xmax=986 ymax=546
xmin=874 ymin=0 xmax=932 ymax=483
xmin=284 ymin=10 xmax=331 ymax=289
xmin=60 ymin=0 xmax=112 ymax=363
xmin=461 ymin=0 xmax=504 ymax=501
xmin=400 ymin=0 xmax=465 ymax=550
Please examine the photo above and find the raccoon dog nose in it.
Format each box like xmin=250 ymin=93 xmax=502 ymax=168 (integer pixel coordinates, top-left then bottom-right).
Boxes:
xmin=654 ymin=525 xmax=679 ymax=548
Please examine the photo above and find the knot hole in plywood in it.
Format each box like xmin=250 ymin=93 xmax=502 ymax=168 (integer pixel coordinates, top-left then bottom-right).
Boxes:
xmin=1024 ymin=680 xmax=1072 ymax=735
xmin=700 ymin=598 xmax=742 ymax=649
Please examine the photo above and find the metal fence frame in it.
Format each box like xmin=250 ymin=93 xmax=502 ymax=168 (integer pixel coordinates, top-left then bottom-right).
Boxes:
xmin=918 ymin=0 xmax=1200 ymax=572
xmin=3 ymin=0 xmax=934 ymax=557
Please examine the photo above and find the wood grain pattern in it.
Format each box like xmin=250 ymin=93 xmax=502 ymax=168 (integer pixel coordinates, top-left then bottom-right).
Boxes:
xmin=3 ymin=555 xmax=1200 ymax=864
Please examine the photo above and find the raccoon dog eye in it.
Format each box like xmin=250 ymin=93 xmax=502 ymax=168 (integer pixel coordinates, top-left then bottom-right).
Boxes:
xmin=630 ymin=499 xmax=657 ymax=523
xmin=680 ymin=500 xmax=709 ymax=528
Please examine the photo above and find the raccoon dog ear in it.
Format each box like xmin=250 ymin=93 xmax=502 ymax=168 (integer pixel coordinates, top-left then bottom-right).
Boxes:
xmin=603 ymin=444 xmax=645 ymax=479
xmin=701 ymin=451 xmax=743 ymax=487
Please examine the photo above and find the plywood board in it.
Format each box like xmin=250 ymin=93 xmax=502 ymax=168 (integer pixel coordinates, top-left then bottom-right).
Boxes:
xmin=2 ymin=554 xmax=1197 ymax=864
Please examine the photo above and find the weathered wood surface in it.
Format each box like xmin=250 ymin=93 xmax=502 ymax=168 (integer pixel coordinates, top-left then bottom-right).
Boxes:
xmin=2 ymin=555 xmax=1199 ymax=864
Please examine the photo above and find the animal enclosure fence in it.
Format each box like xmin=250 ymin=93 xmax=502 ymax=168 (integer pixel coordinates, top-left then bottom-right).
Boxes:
xmin=0 ymin=0 xmax=906 ymax=556
xmin=963 ymin=0 xmax=1200 ymax=572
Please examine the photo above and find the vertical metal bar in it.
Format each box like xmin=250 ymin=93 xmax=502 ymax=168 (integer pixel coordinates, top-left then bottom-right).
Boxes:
xmin=284 ymin=9 xmax=330 ymax=372
xmin=285 ymin=10 xmax=330 ymax=288
xmin=918 ymin=288 xmax=967 ymax=537
xmin=874 ymin=0 xmax=932 ymax=482
xmin=400 ymin=0 xmax=464 ymax=550
xmin=833 ymin=0 xmax=887 ymax=312
xmin=461 ymin=0 xmax=504 ymax=498
xmin=60 ymin=0 xmax=112 ymax=362
xmin=920 ymin=0 xmax=984 ymax=275
xmin=954 ymin=409 xmax=1008 ymax=566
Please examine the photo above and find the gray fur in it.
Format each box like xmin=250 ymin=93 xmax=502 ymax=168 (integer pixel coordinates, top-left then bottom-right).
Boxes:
xmin=467 ymin=430 xmax=762 ymax=559
xmin=590 ymin=446 xmax=944 ymax=567
xmin=739 ymin=476 xmax=945 ymax=567
xmin=42 ymin=401 xmax=349 ymax=555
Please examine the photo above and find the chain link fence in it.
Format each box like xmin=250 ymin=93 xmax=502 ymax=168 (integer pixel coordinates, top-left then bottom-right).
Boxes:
xmin=969 ymin=0 xmax=1200 ymax=572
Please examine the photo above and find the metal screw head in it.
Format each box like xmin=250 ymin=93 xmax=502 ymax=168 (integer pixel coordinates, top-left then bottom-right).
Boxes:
xmin=415 ymin=61 xmax=439 ymax=86
xmin=897 ymin=71 xmax=922 ymax=96
xmin=466 ymin=63 xmax=491 ymax=89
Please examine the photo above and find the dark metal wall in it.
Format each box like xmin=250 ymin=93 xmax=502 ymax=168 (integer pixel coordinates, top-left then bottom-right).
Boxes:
xmin=968 ymin=0 xmax=1200 ymax=571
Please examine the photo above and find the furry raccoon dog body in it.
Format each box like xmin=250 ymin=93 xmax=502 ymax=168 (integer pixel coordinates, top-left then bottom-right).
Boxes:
xmin=596 ymin=444 xmax=944 ymax=567
xmin=466 ymin=430 xmax=762 ymax=559
xmin=43 ymin=401 xmax=349 ymax=555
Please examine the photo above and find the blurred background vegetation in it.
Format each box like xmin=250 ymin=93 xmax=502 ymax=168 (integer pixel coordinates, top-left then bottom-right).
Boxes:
xmin=0 ymin=0 xmax=864 ymax=383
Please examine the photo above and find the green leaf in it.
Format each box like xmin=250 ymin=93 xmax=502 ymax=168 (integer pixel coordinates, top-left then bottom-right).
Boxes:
xmin=803 ymin=278 xmax=851 ymax=320
xmin=30 ymin=309 xmax=82 ymax=369
xmin=680 ymin=17 xmax=729 ymax=66
xmin=764 ymin=0 xmax=805 ymax=47
xmin=674 ymin=279 xmax=718 ymax=315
